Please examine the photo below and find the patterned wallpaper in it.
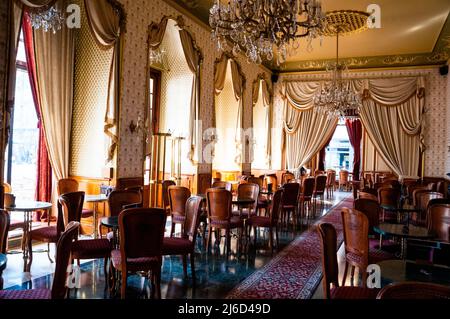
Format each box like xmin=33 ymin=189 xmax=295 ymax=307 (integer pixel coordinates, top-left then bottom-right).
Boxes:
xmin=117 ymin=0 xmax=271 ymax=178
xmin=446 ymin=73 xmax=450 ymax=175
xmin=71 ymin=0 xmax=114 ymax=178
xmin=274 ymin=67 xmax=449 ymax=178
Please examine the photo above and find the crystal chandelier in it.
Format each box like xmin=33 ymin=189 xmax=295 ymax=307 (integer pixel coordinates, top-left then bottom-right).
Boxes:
xmin=209 ymin=0 xmax=326 ymax=64
xmin=29 ymin=6 xmax=66 ymax=34
xmin=314 ymin=11 xmax=369 ymax=119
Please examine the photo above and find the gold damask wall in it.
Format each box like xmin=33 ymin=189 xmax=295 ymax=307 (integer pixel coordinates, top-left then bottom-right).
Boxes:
xmin=117 ymin=0 xmax=271 ymax=178
xmin=71 ymin=0 xmax=114 ymax=178
xmin=275 ymin=67 xmax=448 ymax=178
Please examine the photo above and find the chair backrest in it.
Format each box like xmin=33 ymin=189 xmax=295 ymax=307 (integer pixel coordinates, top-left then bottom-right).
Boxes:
xmin=237 ymin=183 xmax=259 ymax=212
xmin=383 ymin=179 xmax=401 ymax=190
xmin=317 ymin=223 xmax=339 ymax=299
xmin=339 ymin=170 xmax=349 ymax=183
xmin=314 ymin=175 xmax=328 ymax=193
xmin=436 ymin=181 xmax=448 ymax=198
xmin=206 ymin=188 xmax=232 ymax=222
xmin=162 ymin=180 xmax=176 ymax=209
xmin=418 ymin=192 xmax=444 ymax=213
xmin=168 ymin=186 xmax=191 ymax=218
xmin=341 ymin=208 xmax=369 ymax=267
xmin=359 ymin=192 xmax=378 ymax=202
xmin=2 ymin=182 xmax=12 ymax=194
xmin=270 ymin=190 xmax=283 ymax=224
xmin=281 ymin=172 xmax=295 ymax=185
xmin=326 ymin=170 xmax=335 ymax=187
xmin=119 ymin=208 xmax=166 ymax=259
xmin=264 ymin=174 xmax=278 ymax=191
xmin=428 ymin=204 xmax=450 ymax=242
xmin=247 ymin=176 xmax=263 ymax=189
xmin=57 ymin=178 xmax=79 ymax=196
xmin=212 ymin=181 xmax=232 ymax=192
xmin=413 ymin=189 xmax=433 ymax=208
xmin=0 ymin=209 xmax=10 ymax=254
xmin=377 ymin=282 xmax=450 ymax=299
xmin=183 ymin=196 xmax=203 ymax=244
xmin=378 ymin=187 xmax=400 ymax=207
xmin=59 ymin=192 xmax=85 ymax=226
xmin=52 ymin=221 xmax=80 ymax=299
xmin=354 ymin=198 xmax=380 ymax=235
xmin=302 ymin=177 xmax=315 ymax=197
xmin=282 ymin=182 xmax=300 ymax=206
xmin=315 ymin=170 xmax=325 ymax=177
xmin=108 ymin=190 xmax=142 ymax=218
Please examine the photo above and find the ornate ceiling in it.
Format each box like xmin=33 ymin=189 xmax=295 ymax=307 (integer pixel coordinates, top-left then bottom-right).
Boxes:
xmin=164 ymin=0 xmax=450 ymax=72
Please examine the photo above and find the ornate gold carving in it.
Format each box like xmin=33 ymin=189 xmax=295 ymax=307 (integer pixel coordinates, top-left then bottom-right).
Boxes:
xmin=383 ymin=55 xmax=417 ymax=65
xmin=321 ymin=10 xmax=370 ymax=37
xmin=427 ymin=52 xmax=449 ymax=63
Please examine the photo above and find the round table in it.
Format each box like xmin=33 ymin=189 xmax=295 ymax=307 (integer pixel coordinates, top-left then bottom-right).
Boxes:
xmin=5 ymin=201 xmax=52 ymax=272
xmin=380 ymin=204 xmax=420 ymax=224
xmin=378 ymin=260 xmax=450 ymax=287
xmin=101 ymin=216 xmax=119 ymax=248
xmin=374 ymin=223 xmax=431 ymax=259
xmin=85 ymin=194 xmax=108 ymax=239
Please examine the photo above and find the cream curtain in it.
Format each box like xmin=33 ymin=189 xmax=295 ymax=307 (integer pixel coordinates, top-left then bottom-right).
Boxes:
xmin=148 ymin=17 xmax=169 ymax=49
xmin=34 ymin=0 xmax=75 ymax=181
xmin=252 ymin=75 xmax=272 ymax=168
xmin=84 ymin=0 xmax=125 ymax=162
xmin=283 ymin=81 xmax=338 ymax=170
xmin=359 ymin=77 xmax=425 ymax=179
xmin=179 ymin=29 xmax=202 ymax=163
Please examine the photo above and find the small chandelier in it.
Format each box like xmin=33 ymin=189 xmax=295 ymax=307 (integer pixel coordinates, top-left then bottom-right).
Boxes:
xmin=209 ymin=0 xmax=326 ymax=65
xmin=29 ymin=6 xmax=66 ymax=34
xmin=314 ymin=10 xmax=369 ymax=119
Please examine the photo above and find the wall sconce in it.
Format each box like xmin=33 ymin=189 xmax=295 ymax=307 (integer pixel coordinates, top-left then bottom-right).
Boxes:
xmin=129 ymin=115 xmax=149 ymax=143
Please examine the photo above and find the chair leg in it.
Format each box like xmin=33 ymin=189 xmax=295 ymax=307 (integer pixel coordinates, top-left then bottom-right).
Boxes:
xmin=226 ymin=229 xmax=231 ymax=256
xmin=0 ymin=270 xmax=3 ymax=290
xmin=253 ymin=226 xmax=257 ymax=247
xmin=170 ymin=222 xmax=175 ymax=237
xmin=121 ymin=271 xmax=127 ymax=299
xmin=182 ymin=255 xmax=188 ymax=278
xmin=104 ymin=257 xmax=109 ymax=289
xmin=269 ymin=227 xmax=274 ymax=255
xmin=206 ymin=226 xmax=212 ymax=252
xmin=47 ymin=243 xmax=54 ymax=263
xmin=342 ymin=262 xmax=349 ymax=287
xmin=27 ymin=236 xmax=33 ymax=272
xmin=156 ymin=268 xmax=162 ymax=299
xmin=190 ymin=253 xmax=196 ymax=284
xmin=350 ymin=265 xmax=356 ymax=286
xmin=275 ymin=226 xmax=279 ymax=249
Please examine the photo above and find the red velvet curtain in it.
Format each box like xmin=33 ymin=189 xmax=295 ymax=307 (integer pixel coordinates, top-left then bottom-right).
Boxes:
xmin=23 ymin=12 xmax=52 ymax=221
xmin=345 ymin=118 xmax=363 ymax=181
xmin=318 ymin=134 xmax=334 ymax=171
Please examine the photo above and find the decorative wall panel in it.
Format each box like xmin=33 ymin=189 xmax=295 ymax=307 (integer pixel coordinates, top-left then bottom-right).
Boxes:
xmin=71 ymin=0 xmax=114 ymax=178
xmin=117 ymin=0 xmax=271 ymax=178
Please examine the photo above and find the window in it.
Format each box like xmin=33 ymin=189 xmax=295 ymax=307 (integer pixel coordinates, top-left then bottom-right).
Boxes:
xmin=325 ymin=119 xmax=354 ymax=172
xmin=4 ymin=31 xmax=39 ymax=201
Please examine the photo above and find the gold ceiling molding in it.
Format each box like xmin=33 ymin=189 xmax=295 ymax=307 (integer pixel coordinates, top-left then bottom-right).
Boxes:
xmin=383 ymin=55 xmax=418 ymax=65
xmin=321 ymin=10 xmax=370 ymax=36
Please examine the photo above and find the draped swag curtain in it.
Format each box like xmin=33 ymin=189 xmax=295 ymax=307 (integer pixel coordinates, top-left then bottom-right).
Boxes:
xmin=214 ymin=53 xmax=246 ymax=163
xmin=283 ymin=77 xmax=425 ymax=179
xmin=252 ymin=74 xmax=272 ymax=168
xmin=345 ymin=119 xmax=363 ymax=180
xmin=283 ymin=81 xmax=338 ymax=170
xmin=148 ymin=16 xmax=203 ymax=163
xmin=84 ymin=0 xmax=126 ymax=162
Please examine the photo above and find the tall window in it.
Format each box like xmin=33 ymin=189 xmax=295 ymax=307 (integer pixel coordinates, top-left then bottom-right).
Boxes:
xmin=325 ymin=119 xmax=354 ymax=172
xmin=4 ymin=31 xmax=39 ymax=200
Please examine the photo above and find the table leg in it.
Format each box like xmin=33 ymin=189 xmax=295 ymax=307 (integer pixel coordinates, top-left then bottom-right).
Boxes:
xmin=400 ymin=238 xmax=407 ymax=260
xmin=23 ymin=211 xmax=32 ymax=272
xmin=93 ymin=203 xmax=98 ymax=239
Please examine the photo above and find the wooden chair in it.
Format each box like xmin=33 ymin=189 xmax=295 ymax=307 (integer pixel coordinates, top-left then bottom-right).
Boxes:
xmin=358 ymin=192 xmax=378 ymax=202
xmin=339 ymin=170 xmax=350 ymax=191
xmin=206 ymin=188 xmax=243 ymax=255
xmin=232 ymin=183 xmax=259 ymax=219
xmin=326 ymin=170 xmax=336 ymax=199
xmin=378 ymin=187 xmax=401 ymax=222
xmin=2 ymin=193 xmax=26 ymax=252
xmin=436 ymin=181 xmax=448 ymax=198
xmin=168 ymin=186 xmax=191 ymax=237
xmin=58 ymin=178 xmax=94 ymax=219
xmin=162 ymin=196 xmax=203 ymax=282
xmin=280 ymin=183 xmax=300 ymax=229
xmin=59 ymin=192 xmax=111 ymax=287
xmin=162 ymin=180 xmax=176 ymax=214
xmin=264 ymin=174 xmax=278 ymax=191
xmin=246 ymin=189 xmax=283 ymax=254
xmin=428 ymin=204 xmax=450 ymax=243
xmin=0 ymin=210 xmax=9 ymax=290
xmin=299 ymin=177 xmax=315 ymax=223
xmin=414 ymin=191 xmax=444 ymax=226
xmin=313 ymin=175 xmax=328 ymax=215
xmin=249 ymin=177 xmax=269 ymax=215
xmin=0 ymin=222 xmax=79 ymax=299
xmin=111 ymin=208 xmax=166 ymax=299
xmin=377 ymin=282 xmax=450 ymax=299
xmin=341 ymin=208 xmax=393 ymax=287
xmin=100 ymin=189 xmax=142 ymax=238
xmin=317 ymin=223 xmax=379 ymax=299
xmin=211 ymin=181 xmax=232 ymax=192
xmin=281 ymin=172 xmax=295 ymax=185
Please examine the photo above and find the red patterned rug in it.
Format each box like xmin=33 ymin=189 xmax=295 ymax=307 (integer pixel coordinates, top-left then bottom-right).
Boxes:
xmin=226 ymin=196 xmax=353 ymax=299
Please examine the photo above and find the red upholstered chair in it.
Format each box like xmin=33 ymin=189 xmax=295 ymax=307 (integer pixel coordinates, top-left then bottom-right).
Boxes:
xmin=162 ymin=180 xmax=176 ymax=214
xmin=317 ymin=223 xmax=379 ymax=299
xmin=339 ymin=170 xmax=350 ymax=191
xmin=0 ymin=210 xmax=10 ymax=290
xmin=232 ymin=183 xmax=259 ymax=219
xmin=313 ymin=175 xmax=328 ymax=215
xmin=378 ymin=187 xmax=401 ymax=222
xmin=377 ymin=282 xmax=450 ymax=299
xmin=59 ymin=192 xmax=111 ymax=285
xmin=111 ymin=208 xmax=166 ymax=299
xmin=58 ymin=178 xmax=94 ymax=219
xmin=280 ymin=182 xmax=300 ymax=229
xmin=246 ymin=189 xmax=283 ymax=254
xmin=326 ymin=170 xmax=336 ymax=199
xmin=341 ymin=208 xmax=393 ymax=287
xmin=162 ymin=196 xmax=203 ymax=282
xmin=206 ymin=188 xmax=243 ymax=255
xmin=100 ymin=189 xmax=142 ymax=239
xmin=0 ymin=222 xmax=80 ymax=299
xmin=299 ymin=178 xmax=315 ymax=224
xmin=249 ymin=176 xmax=269 ymax=215
xmin=168 ymin=186 xmax=191 ymax=237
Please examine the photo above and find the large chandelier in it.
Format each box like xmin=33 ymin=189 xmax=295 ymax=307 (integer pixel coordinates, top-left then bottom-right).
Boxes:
xmin=209 ymin=0 xmax=326 ymax=64
xmin=314 ymin=11 xmax=369 ymax=119
xmin=29 ymin=6 xmax=66 ymax=34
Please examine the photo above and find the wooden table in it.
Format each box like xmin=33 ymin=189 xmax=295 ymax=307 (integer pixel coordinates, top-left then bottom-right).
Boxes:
xmin=374 ymin=223 xmax=432 ymax=259
xmin=85 ymin=194 xmax=108 ymax=239
xmin=5 ymin=201 xmax=52 ymax=272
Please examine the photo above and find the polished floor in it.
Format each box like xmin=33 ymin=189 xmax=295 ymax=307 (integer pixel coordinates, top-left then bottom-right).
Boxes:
xmin=3 ymin=192 xmax=350 ymax=299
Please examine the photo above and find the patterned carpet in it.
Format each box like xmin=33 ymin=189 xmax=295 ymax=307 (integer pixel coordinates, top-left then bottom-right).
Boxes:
xmin=226 ymin=196 xmax=353 ymax=299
